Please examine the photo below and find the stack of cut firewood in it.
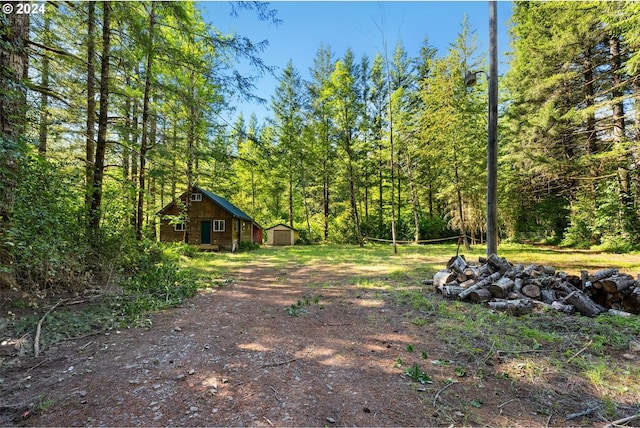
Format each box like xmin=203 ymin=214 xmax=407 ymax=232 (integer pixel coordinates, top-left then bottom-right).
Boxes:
xmin=425 ymin=254 xmax=640 ymax=317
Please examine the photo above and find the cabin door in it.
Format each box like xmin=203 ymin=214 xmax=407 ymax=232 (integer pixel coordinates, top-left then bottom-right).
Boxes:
xmin=201 ymin=221 xmax=211 ymax=244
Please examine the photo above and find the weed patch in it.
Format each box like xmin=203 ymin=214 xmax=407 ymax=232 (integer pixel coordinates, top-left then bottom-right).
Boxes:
xmin=285 ymin=295 xmax=322 ymax=316
xmin=404 ymin=363 xmax=433 ymax=384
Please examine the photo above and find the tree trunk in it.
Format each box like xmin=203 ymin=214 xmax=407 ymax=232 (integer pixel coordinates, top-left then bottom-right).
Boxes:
xmin=288 ymin=166 xmax=294 ymax=228
xmin=184 ymin=80 xmax=196 ymax=244
xmin=130 ymin=95 xmax=139 ymax=228
xmin=346 ymin=150 xmax=364 ymax=247
xmin=137 ymin=3 xmax=156 ymax=241
xmin=583 ymin=46 xmax=597 ymax=155
xmin=388 ymin=95 xmax=397 ymax=254
xmin=452 ymin=141 xmax=470 ymax=250
xmin=609 ymin=36 xmax=625 ymax=142
xmin=378 ymin=139 xmax=384 ymax=227
xmin=171 ymin=113 xmax=177 ymax=201
xmin=300 ymin=165 xmax=312 ymax=243
xmin=38 ymin=15 xmax=51 ymax=155
xmin=85 ymin=1 xmax=96 ymax=216
xmin=0 ymin=5 xmax=29 ymax=288
xmin=89 ymin=1 xmax=111 ymax=232
xmin=404 ymin=151 xmax=421 ymax=243
xmin=323 ymin=160 xmax=329 ymax=242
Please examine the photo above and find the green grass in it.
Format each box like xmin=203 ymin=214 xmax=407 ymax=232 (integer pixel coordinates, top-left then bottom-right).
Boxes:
xmin=187 ymin=242 xmax=640 ymax=279
xmin=183 ymin=242 xmax=640 ymax=407
xmin=11 ymin=242 xmax=639 ymax=409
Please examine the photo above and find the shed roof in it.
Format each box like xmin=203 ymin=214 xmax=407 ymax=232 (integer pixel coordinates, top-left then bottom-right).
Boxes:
xmin=266 ymin=223 xmax=298 ymax=231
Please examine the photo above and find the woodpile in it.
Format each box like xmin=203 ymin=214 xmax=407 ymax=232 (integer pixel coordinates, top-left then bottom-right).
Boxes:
xmin=426 ymin=254 xmax=640 ymax=317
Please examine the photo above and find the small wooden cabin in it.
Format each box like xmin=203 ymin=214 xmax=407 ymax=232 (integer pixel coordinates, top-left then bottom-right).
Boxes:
xmin=158 ymin=186 xmax=262 ymax=251
xmin=266 ymin=223 xmax=299 ymax=246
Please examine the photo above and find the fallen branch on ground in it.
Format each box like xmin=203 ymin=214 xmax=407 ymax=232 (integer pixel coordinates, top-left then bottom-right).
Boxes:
xmin=34 ymin=300 xmax=65 ymax=358
xmin=602 ymin=412 xmax=640 ymax=428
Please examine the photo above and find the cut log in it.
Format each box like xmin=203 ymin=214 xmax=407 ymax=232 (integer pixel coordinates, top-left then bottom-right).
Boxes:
xmin=607 ymin=308 xmax=633 ymax=317
xmin=438 ymin=285 xmax=466 ymax=298
xmin=540 ymin=276 xmax=560 ymax=288
xmin=622 ymin=287 xmax=640 ymax=314
xmin=459 ymin=278 xmax=476 ymax=289
xmin=522 ymin=283 xmax=542 ymax=299
xmin=447 ymin=255 xmax=467 ymax=273
xmin=488 ymin=299 xmax=533 ymax=316
xmin=588 ymin=268 xmax=618 ymax=283
xmin=566 ymin=274 xmax=582 ymax=287
xmin=513 ymin=278 xmax=523 ymax=293
xmin=456 ymin=272 xmax=468 ymax=282
xmin=601 ymin=274 xmax=635 ymax=294
xmin=558 ymin=282 xmax=604 ymax=317
xmin=457 ymin=272 xmax=502 ymax=301
xmin=580 ymin=270 xmax=589 ymax=288
xmin=551 ymin=301 xmax=575 ymax=314
xmin=583 ymin=281 xmax=594 ymax=293
xmin=540 ymin=289 xmax=557 ymax=304
xmin=523 ymin=264 xmax=540 ymax=277
xmin=507 ymin=291 xmax=527 ymax=300
xmin=469 ymin=288 xmax=492 ymax=303
xmin=541 ymin=265 xmax=556 ymax=275
xmin=477 ymin=264 xmax=492 ymax=276
xmin=488 ymin=277 xmax=514 ymax=298
xmin=463 ymin=267 xmax=479 ymax=279
xmin=486 ymin=253 xmax=511 ymax=273
xmin=433 ymin=270 xmax=456 ymax=287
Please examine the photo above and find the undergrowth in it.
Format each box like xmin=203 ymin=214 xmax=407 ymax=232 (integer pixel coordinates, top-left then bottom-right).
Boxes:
xmin=393 ymin=285 xmax=640 ymax=404
xmin=9 ymin=241 xmax=201 ymax=352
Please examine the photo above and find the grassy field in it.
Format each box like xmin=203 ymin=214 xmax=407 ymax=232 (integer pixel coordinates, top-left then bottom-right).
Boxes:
xmin=184 ymin=242 xmax=640 ymax=413
xmin=7 ymin=242 xmax=638 ymax=423
xmin=187 ymin=241 xmax=640 ymax=278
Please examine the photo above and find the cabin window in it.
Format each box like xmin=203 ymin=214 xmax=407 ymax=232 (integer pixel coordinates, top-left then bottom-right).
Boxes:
xmin=213 ymin=220 xmax=225 ymax=232
xmin=174 ymin=223 xmax=185 ymax=232
xmin=242 ymin=223 xmax=246 ymax=231
xmin=191 ymin=193 xmax=202 ymax=202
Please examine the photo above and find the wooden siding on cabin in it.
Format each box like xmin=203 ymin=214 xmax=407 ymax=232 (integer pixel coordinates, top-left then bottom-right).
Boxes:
xmin=159 ymin=192 xmax=254 ymax=250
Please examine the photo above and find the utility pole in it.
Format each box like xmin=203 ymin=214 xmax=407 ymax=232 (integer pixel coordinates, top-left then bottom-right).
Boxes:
xmin=486 ymin=0 xmax=498 ymax=256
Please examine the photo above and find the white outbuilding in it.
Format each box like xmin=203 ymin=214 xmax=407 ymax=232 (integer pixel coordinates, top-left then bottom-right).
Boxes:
xmin=266 ymin=223 xmax=299 ymax=246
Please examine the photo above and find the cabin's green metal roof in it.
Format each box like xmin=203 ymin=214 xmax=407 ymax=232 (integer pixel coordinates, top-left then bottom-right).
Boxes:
xmin=196 ymin=186 xmax=253 ymax=222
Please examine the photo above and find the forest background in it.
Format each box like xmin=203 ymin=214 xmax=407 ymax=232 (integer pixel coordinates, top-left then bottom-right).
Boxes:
xmin=2 ymin=1 xmax=640 ymax=293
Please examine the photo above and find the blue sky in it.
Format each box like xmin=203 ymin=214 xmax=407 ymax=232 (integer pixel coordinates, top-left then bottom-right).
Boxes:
xmin=200 ymin=1 xmax=513 ymax=124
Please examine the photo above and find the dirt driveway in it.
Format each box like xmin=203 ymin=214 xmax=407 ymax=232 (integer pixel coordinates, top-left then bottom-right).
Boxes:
xmin=1 ymin=257 xmax=635 ymax=426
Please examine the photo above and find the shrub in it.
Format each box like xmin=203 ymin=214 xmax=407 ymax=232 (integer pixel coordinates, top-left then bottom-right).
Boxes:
xmin=117 ymin=241 xmax=199 ymax=315
xmin=9 ymin=154 xmax=90 ymax=290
